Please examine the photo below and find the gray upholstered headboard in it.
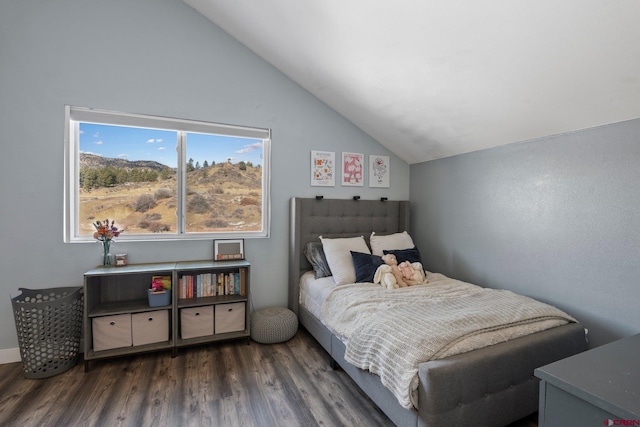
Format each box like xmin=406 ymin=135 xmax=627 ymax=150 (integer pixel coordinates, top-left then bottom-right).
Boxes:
xmin=288 ymin=197 xmax=410 ymax=314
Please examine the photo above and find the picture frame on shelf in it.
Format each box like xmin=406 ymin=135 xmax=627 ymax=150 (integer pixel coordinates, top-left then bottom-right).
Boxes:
xmin=214 ymin=239 xmax=245 ymax=261
xmin=114 ymin=254 xmax=128 ymax=267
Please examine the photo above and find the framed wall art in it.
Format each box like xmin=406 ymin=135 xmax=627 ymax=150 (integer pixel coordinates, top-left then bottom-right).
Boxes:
xmin=341 ymin=152 xmax=364 ymax=186
xmin=311 ymin=150 xmax=335 ymax=186
xmin=369 ymin=155 xmax=390 ymax=188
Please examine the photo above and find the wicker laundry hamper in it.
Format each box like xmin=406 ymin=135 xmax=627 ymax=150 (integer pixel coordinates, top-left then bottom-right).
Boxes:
xmin=250 ymin=307 xmax=298 ymax=344
xmin=11 ymin=287 xmax=83 ymax=378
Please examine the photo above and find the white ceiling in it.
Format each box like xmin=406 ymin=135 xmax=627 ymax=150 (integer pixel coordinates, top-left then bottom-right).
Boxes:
xmin=184 ymin=0 xmax=640 ymax=164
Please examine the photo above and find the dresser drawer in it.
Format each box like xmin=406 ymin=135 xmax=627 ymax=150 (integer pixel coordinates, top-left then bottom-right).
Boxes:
xmin=92 ymin=314 xmax=132 ymax=352
xmin=215 ymin=302 xmax=245 ymax=334
xmin=132 ymin=310 xmax=169 ymax=346
xmin=181 ymin=306 xmax=214 ymax=339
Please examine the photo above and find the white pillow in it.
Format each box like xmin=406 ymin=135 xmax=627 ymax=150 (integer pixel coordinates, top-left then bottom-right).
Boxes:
xmin=370 ymin=231 xmax=414 ymax=256
xmin=320 ymin=236 xmax=370 ymax=285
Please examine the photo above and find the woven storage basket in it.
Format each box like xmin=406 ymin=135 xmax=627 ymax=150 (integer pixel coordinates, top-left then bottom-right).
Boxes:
xmin=251 ymin=307 xmax=298 ymax=344
xmin=11 ymin=287 xmax=83 ymax=379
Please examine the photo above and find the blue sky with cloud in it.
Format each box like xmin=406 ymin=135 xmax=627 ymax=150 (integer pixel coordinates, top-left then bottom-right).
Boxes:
xmin=80 ymin=123 xmax=264 ymax=168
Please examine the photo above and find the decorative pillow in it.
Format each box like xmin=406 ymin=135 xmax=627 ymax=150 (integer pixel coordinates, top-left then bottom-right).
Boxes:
xmin=320 ymin=236 xmax=370 ymax=285
xmin=383 ymin=246 xmax=424 ymax=265
xmin=350 ymin=251 xmax=384 ymax=283
xmin=370 ymin=231 xmax=415 ymax=256
xmin=303 ymin=241 xmax=332 ymax=278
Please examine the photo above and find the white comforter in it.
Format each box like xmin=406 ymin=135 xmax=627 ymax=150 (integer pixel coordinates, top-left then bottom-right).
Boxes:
xmin=321 ymin=272 xmax=576 ymax=409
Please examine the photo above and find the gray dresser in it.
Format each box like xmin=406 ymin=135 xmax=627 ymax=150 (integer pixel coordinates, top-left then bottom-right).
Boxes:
xmin=535 ymin=333 xmax=640 ymax=426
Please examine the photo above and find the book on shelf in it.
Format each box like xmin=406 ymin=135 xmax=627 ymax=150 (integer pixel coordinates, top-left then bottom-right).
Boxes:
xmin=151 ymin=275 xmax=172 ymax=291
xmin=178 ymin=270 xmax=245 ymax=299
xmin=233 ymin=273 xmax=238 ymax=294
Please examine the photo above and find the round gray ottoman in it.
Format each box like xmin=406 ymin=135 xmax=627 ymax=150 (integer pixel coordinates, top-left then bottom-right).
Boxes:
xmin=251 ymin=307 xmax=298 ymax=344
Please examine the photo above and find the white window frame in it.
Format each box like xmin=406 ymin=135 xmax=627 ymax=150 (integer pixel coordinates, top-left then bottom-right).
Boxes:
xmin=64 ymin=106 xmax=271 ymax=242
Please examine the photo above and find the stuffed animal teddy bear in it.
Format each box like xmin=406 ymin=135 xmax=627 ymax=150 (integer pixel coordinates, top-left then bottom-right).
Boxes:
xmin=398 ymin=260 xmax=427 ymax=285
xmin=372 ymin=254 xmax=409 ymax=288
xmin=380 ymin=253 xmax=410 ymax=287
xmin=373 ymin=254 xmax=426 ymax=289
xmin=373 ymin=264 xmax=399 ymax=289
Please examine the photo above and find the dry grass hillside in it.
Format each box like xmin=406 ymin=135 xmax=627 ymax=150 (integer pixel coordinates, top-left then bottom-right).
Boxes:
xmin=79 ymin=162 xmax=263 ymax=236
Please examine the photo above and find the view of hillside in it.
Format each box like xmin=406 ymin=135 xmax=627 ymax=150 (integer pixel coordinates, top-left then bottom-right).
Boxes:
xmin=79 ymin=154 xmax=263 ymax=235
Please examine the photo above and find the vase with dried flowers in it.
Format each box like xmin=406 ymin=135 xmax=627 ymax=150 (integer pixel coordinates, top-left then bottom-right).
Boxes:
xmin=93 ymin=219 xmax=122 ymax=267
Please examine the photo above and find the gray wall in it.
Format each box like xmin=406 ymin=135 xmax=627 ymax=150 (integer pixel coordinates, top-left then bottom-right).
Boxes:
xmin=0 ymin=0 xmax=409 ymax=352
xmin=410 ymin=119 xmax=640 ymax=348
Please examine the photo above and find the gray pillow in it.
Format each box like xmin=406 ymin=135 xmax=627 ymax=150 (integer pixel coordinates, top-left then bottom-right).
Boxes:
xmin=303 ymin=242 xmax=332 ymax=278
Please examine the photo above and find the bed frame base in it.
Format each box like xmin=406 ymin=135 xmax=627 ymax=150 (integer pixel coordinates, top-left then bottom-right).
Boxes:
xmin=301 ymin=304 xmax=586 ymax=427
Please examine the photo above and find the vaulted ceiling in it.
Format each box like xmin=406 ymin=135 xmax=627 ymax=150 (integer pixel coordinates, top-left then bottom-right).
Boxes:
xmin=184 ymin=0 xmax=640 ymax=164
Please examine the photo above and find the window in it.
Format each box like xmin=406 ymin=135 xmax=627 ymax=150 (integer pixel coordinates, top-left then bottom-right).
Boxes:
xmin=64 ymin=106 xmax=271 ymax=242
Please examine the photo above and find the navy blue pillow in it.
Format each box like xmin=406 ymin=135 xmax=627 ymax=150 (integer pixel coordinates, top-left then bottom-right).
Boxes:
xmin=383 ymin=246 xmax=424 ymax=265
xmin=350 ymin=251 xmax=384 ymax=283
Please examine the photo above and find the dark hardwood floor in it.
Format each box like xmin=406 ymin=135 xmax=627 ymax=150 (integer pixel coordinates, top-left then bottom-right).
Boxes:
xmin=0 ymin=328 xmax=537 ymax=426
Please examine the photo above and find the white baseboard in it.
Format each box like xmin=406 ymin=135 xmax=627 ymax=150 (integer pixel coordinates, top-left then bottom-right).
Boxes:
xmin=0 ymin=340 xmax=85 ymax=365
xmin=0 ymin=348 xmax=21 ymax=364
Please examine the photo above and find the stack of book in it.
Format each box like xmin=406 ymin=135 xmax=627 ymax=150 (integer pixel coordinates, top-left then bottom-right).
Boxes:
xmin=178 ymin=272 xmax=245 ymax=299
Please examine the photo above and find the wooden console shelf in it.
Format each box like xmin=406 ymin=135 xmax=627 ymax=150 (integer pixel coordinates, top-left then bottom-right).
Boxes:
xmin=83 ymin=260 xmax=250 ymax=371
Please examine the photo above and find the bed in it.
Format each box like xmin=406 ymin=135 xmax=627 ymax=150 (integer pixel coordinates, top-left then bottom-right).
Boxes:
xmin=288 ymin=197 xmax=587 ymax=427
